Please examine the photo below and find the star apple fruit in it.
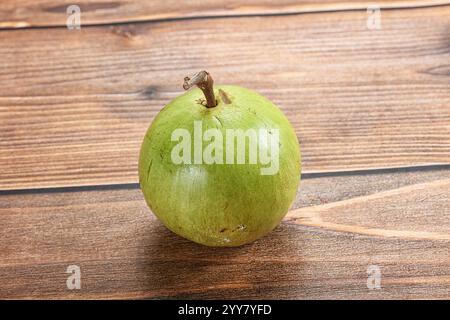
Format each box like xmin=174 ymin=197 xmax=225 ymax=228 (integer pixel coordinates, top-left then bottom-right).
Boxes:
xmin=139 ymin=71 xmax=301 ymax=246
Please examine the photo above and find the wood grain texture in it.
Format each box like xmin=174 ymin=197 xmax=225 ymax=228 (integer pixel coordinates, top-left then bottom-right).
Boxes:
xmin=1 ymin=6 xmax=450 ymax=190
xmin=1 ymin=0 xmax=449 ymax=28
xmin=1 ymin=2 xmax=450 ymax=300
xmin=1 ymin=167 xmax=450 ymax=299
xmin=289 ymin=179 xmax=450 ymax=240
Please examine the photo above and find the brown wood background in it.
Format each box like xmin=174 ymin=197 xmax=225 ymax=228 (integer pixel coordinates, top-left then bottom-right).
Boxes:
xmin=0 ymin=0 xmax=450 ymax=299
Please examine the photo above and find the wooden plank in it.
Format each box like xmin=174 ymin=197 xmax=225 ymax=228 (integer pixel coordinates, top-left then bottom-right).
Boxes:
xmin=1 ymin=0 xmax=449 ymax=29
xmin=1 ymin=167 xmax=450 ymax=299
xmin=1 ymin=7 xmax=450 ymax=190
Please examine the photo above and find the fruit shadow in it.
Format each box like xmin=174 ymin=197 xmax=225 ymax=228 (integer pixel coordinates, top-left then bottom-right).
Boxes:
xmin=140 ymin=220 xmax=305 ymax=299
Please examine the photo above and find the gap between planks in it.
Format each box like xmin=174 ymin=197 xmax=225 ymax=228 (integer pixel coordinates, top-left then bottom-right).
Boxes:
xmin=2 ymin=162 xmax=450 ymax=194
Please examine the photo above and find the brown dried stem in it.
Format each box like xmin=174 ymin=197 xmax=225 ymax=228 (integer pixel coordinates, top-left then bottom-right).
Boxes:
xmin=183 ymin=71 xmax=217 ymax=108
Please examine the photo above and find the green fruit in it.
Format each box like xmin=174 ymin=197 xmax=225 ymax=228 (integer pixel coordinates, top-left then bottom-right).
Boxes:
xmin=139 ymin=71 xmax=301 ymax=247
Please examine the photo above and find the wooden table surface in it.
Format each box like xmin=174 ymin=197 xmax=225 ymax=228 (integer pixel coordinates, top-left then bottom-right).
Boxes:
xmin=1 ymin=0 xmax=450 ymax=299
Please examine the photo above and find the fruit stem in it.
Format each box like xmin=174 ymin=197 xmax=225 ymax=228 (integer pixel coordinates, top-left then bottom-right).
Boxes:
xmin=183 ymin=71 xmax=217 ymax=108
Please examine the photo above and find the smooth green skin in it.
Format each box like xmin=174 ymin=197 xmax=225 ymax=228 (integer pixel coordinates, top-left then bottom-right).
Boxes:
xmin=139 ymin=85 xmax=301 ymax=247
